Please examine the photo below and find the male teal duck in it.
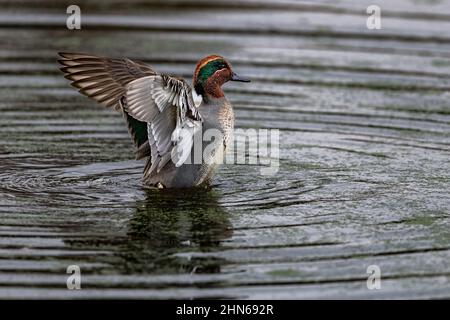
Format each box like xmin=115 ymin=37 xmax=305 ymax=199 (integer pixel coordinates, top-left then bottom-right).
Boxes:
xmin=58 ymin=53 xmax=250 ymax=188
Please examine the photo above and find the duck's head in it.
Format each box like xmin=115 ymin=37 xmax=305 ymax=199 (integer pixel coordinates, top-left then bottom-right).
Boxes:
xmin=193 ymin=55 xmax=250 ymax=100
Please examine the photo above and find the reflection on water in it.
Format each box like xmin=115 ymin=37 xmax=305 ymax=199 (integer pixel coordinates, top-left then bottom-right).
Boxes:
xmin=129 ymin=189 xmax=231 ymax=247
xmin=120 ymin=189 xmax=232 ymax=275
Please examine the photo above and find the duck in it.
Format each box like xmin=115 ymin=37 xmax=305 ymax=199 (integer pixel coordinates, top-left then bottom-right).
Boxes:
xmin=58 ymin=52 xmax=250 ymax=188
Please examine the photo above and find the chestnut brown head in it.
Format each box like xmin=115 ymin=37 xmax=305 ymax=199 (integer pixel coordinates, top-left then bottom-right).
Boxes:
xmin=193 ymin=55 xmax=250 ymax=99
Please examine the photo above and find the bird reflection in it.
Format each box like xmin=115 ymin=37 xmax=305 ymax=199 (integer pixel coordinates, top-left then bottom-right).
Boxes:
xmin=121 ymin=188 xmax=232 ymax=274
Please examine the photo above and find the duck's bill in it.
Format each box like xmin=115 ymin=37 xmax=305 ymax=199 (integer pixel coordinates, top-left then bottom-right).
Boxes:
xmin=231 ymin=72 xmax=251 ymax=82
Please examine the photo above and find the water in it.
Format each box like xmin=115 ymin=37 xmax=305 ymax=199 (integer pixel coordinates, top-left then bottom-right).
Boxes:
xmin=0 ymin=0 xmax=449 ymax=299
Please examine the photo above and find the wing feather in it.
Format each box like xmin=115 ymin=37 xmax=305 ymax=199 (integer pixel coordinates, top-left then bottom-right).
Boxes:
xmin=58 ymin=52 xmax=156 ymax=111
xmin=58 ymin=52 xmax=204 ymax=180
xmin=58 ymin=52 xmax=156 ymax=149
xmin=124 ymin=75 xmax=202 ymax=178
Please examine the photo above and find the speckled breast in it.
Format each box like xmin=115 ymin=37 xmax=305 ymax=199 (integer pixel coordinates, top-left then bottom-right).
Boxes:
xmin=194 ymin=99 xmax=234 ymax=186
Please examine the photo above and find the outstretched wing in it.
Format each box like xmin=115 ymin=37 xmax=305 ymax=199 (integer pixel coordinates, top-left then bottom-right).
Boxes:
xmin=58 ymin=52 xmax=156 ymax=148
xmin=58 ymin=52 xmax=204 ymax=179
xmin=124 ymin=75 xmax=202 ymax=178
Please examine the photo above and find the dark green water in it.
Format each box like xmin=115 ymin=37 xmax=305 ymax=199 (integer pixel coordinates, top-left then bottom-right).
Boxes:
xmin=0 ymin=0 xmax=449 ymax=298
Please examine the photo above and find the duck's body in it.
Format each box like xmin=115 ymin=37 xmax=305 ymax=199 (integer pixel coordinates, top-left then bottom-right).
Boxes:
xmin=58 ymin=53 xmax=248 ymax=188
xmin=144 ymin=97 xmax=234 ymax=188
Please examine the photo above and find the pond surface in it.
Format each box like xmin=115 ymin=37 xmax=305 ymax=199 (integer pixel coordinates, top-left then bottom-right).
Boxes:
xmin=0 ymin=0 xmax=449 ymax=298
